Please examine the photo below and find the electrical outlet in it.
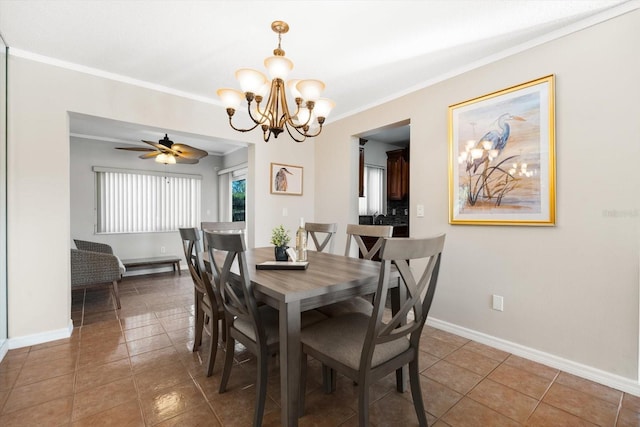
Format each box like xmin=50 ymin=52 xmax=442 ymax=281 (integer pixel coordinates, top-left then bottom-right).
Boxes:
xmin=416 ymin=204 xmax=424 ymax=217
xmin=160 ymin=246 xmax=166 ymax=254
xmin=492 ymin=294 xmax=504 ymax=311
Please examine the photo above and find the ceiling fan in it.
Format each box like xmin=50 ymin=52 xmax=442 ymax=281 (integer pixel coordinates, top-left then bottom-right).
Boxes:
xmin=116 ymin=133 xmax=208 ymax=164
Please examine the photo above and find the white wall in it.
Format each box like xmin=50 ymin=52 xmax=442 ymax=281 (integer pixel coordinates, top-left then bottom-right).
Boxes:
xmin=7 ymin=51 xmax=316 ymax=343
xmin=316 ymin=10 xmax=640 ymax=385
xmin=364 ymin=139 xmax=403 ymax=168
xmin=70 ymin=137 xmax=223 ymax=273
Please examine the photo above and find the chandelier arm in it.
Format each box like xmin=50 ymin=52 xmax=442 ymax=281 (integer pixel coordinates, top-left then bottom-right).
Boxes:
xmin=227 ymin=116 xmax=262 ymax=133
xmin=260 ymin=79 xmax=282 ymax=132
xmin=263 ymin=126 xmax=272 ymax=142
xmin=290 ymin=120 xmax=324 ymax=139
xmin=303 ymin=123 xmax=324 ymax=138
xmin=245 ymin=98 xmax=270 ymax=126
xmin=283 ymin=122 xmax=307 ymax=143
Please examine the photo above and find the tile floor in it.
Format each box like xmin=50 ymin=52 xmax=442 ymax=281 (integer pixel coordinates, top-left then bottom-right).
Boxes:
xmin=0 ymin=271 xmax=639 ymax=426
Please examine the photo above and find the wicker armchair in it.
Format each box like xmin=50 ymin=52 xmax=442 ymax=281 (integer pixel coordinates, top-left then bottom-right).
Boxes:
xmin=71 ymin=239 xmax=124 ymax=309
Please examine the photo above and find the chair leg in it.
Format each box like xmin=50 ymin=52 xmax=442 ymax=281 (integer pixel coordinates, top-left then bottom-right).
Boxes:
xmin=111 ymin=281 xmax=121 ymax=309
xmin=409 ymin=358 xmax=428 ymax=427
xmin=321 ymin=365 xmax=337 ymax=393
xmin=193 ymin=294 xmax=204 ymax=352
xmin=206 ymin=317 xmax=219 ymax=377
xmin=254 ymin=345 xmax=269 ymax=427
xmin=221 ymin=318 xmax=227 ymax=342
xmin=357 ymin=375 xmax=370 ymax=427
xmin=299 ymin=353 xmax=307 ymax=417
xmin=219 ymin=334 xmax=235 ymax=393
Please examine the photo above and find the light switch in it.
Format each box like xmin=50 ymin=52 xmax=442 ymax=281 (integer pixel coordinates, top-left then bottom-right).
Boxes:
xmin=282 ymin=207 xmax=288 ymax=216
xmin=416 ymin=204 xmax=424 ymax=217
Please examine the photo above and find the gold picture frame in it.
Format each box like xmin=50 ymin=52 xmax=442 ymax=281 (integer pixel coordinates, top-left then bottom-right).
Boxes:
xmin=448 ymin=75 xmax=556 ymax=226
xmin=270 ymin=162 xmax=303 ymax=196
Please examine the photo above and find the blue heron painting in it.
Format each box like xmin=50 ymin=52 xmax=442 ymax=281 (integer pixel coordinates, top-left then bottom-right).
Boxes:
xmin=467 ymin=113 xmax=525 ymax=173
xmin=274 ymin=167 xmax=293 ymax=192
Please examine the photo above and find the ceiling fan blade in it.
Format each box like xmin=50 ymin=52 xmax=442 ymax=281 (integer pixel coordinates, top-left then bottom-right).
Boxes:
xmin=171 ymin=143 xmax=208 ymax=160
xmin=175 ymin=156 xmax=199 ymax=164
xmin=139 ymin=151 xmax=160 ymax=159
xmin=141 ymin=140 xmax=170 ymax=152
xmin=115 ymin=147 xmax=156 ymax=152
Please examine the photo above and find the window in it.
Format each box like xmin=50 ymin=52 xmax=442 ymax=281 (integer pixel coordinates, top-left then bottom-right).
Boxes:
xmin=95 ymin=167 xmax=201 ymax=233
xmin=231 ymin=169 xmax=246 ymax=222
xmin=359 ymin=165 xmax=385 ymax=215
xmin=218 ymin=163 xmax=247 ymax=222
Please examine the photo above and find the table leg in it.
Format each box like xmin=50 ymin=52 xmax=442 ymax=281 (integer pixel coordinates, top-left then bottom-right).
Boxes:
xmin=279 ymin=300 xmax=301 ymax=427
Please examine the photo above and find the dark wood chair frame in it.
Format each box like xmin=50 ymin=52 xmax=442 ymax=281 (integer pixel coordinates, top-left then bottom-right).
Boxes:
xmin=300 ymin=234 xmax=446 ymax=426
xmin=205 ymin=231 xmax=277 ymax=427
xmin=179 ymin=227 xmax=224 ymax=377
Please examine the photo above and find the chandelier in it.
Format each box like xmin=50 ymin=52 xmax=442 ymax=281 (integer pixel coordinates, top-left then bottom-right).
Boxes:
xmin=217 ymin=21 xmax=334 ymax=143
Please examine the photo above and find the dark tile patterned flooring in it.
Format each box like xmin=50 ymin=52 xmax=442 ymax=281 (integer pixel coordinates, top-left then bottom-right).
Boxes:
xmin=0 ymin=272 xmax=638 ymax=426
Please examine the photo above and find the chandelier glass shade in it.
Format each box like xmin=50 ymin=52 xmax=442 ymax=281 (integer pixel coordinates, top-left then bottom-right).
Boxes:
xmin=217 ymin=21 xmax=334 ymax=142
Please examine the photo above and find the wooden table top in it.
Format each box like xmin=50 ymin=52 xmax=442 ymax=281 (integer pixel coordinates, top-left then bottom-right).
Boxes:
xmin=212 ymin=247 xmax=386 ymax=307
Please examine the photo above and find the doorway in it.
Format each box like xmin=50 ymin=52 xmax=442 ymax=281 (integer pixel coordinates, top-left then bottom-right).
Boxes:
xmin=357 ymin=121 xmax=410 ymax=238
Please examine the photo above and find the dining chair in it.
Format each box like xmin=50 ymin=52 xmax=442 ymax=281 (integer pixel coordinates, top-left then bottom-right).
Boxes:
xmin=317 ymin=224 xmax=395 ymax=318
xmin=344 ymin=223 xmax=393 ymax=260
xmin=201 ymin=221 xmax=246 ymax=250
xmin=299 ymin=234 xmax=446 ymax=426
xmin=205 ymin=231 xmax=325 ymax=427
xmin=304 ymin=222 xmax=337 ymax=253
xmin=179 ymin=227 xmax=224 ymax=377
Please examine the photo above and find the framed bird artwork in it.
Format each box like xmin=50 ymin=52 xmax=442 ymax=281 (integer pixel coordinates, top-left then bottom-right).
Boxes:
xmin=270 ymin=163 xmax=303 ymax=196
xmin=448 ymin=75 xmax=556 ymax=226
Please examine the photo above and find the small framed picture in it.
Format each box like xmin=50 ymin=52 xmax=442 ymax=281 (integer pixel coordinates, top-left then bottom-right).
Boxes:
xmin=270 ymin=163 xmax=303 ymax=196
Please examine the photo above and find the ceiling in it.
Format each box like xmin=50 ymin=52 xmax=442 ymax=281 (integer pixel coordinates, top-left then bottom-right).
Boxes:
xmin=0 ymin=0 xmax=634 ymax=153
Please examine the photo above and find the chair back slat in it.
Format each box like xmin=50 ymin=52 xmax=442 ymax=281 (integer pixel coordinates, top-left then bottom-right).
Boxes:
xmin=179 ymin=227 xmax=218 ymax=302
xmin=179 ymin=227 xmax=204 ymax=291
xmin=362 ymin=234 xmax=446 ymax=367
xmin=305 ymin=222 xmax=337 ymax=253
xmin=344 ymin=224 xmax=393 ymax=260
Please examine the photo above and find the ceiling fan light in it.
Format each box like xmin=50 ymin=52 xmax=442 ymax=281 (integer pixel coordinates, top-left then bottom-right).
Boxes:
xmin=217 ymin=88 xmax=244 ymax=109
xmin=264 ymin=56 xmax=293 ymax=80
xmin=156 ymin=153 xmax=176 ymax=164
xmin=314 ymin=98 xmax=335 ymax=119
xmin=296 ymin=79 xmax=325 ymax=102
xmin=235 ymin=68 xmax=267 ymax=94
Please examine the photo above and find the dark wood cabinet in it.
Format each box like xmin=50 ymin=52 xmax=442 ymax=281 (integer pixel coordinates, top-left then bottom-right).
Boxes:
xmin=387 ymin=148 xmax=409 ymax=200
xmin=358 ymin=138 xmax=367 ymax=198
xmin=359 ymin=147 xmax=365 ymax=197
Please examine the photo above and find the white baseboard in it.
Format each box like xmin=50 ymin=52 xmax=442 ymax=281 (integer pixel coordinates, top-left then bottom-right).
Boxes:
xmin=0 ymin=339 xmax=8 ymax=362
xmin=428 ymin=317 xmax=640 ymax=397
xmin=8 ymin=320 xmax=74 ymax=349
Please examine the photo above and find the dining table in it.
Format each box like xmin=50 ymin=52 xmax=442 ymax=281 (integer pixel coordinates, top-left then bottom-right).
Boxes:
xmin=211 ymin=246 xmax=403 ymax=427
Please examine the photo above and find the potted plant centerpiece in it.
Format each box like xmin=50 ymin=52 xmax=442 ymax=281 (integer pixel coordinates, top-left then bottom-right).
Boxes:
xmin=271 ymin=225 xmax=291 ymax=261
